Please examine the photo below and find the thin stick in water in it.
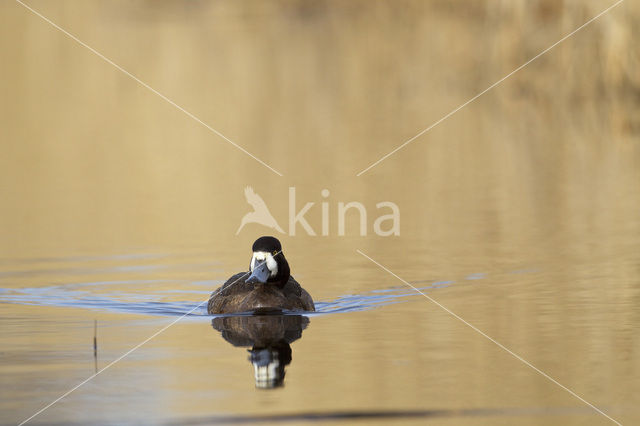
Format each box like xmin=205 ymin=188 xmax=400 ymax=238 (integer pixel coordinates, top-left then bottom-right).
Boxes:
xmin=93 ymin=319 xmax=97 ymax=373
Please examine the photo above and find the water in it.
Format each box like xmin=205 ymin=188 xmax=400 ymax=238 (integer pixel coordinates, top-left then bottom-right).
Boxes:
xmin=2 ymin=1 xmax=640 ymax=425
xmin=1 ymin=244 xmax=638 ymax=425
xmin=0 ymin=251 xmax=520 ymax=317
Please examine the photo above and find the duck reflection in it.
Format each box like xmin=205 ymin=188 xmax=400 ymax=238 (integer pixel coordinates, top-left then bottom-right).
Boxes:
xmin=211 ymin=313 xmax=309 ymax=389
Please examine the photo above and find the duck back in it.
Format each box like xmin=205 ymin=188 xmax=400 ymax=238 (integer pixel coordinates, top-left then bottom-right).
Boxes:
xmin=207 ymin=273 xmax=315 ymax=314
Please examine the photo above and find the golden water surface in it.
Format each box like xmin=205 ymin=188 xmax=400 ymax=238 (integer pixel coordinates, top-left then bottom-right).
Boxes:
xmin=1 ymin=1 xmax=639 ymax=425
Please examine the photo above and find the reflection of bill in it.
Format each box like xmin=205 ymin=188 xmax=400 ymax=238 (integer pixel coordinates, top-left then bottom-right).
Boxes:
xmin=212 ymin=314 xmax=309 ymax=389
xmin=249 ymin=342 xmax=291 ymax=389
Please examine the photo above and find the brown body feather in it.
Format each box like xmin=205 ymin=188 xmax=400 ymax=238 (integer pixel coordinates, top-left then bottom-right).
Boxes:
xmin=207 ymin=272 xmax=315 ymax=314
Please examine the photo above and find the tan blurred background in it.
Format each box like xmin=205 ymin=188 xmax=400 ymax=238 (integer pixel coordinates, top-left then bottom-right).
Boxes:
xmin=1 ymin=0 xmax=638 ymax=256
xmin=1 ymin=1 xmax=639 ymax=424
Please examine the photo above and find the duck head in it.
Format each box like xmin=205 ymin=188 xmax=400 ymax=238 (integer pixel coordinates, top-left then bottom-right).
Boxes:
xmin=245 ymin=236 xmax=290 ymax=287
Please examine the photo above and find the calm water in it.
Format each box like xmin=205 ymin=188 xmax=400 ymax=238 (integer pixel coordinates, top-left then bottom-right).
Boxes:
xmin=1 ymin=1 xmax=640 ymax=425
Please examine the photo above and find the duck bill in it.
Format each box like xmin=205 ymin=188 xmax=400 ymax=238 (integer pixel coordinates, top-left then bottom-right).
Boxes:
xmin=246 ymin=263 xmax=270 ymax=284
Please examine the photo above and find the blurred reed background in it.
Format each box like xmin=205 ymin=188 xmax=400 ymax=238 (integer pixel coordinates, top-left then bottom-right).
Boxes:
xmin=0 ymin=0 xmax=638 ymax=256
xmin=1 ymin=1 xmax=639 ymax=425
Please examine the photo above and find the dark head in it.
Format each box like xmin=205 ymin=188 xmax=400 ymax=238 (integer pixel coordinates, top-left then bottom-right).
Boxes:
xmin=245 ymin=236 xmax=290 ymax=287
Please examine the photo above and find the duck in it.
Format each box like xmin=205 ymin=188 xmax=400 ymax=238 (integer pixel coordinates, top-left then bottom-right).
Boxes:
xmin=207 ymin=236 xmax=315 ymax=314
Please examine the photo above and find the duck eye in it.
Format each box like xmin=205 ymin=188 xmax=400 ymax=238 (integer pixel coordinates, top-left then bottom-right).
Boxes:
xmin=272 ymin=250 xmax=278 ymax=255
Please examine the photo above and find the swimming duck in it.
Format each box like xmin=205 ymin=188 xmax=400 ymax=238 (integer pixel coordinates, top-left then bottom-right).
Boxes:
xmin=207 ymin=236 xmax=315 ymax=314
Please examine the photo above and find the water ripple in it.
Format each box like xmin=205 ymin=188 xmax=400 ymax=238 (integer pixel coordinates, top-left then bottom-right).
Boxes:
xmin=0 ymin=252 xmax=539 ymax=318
